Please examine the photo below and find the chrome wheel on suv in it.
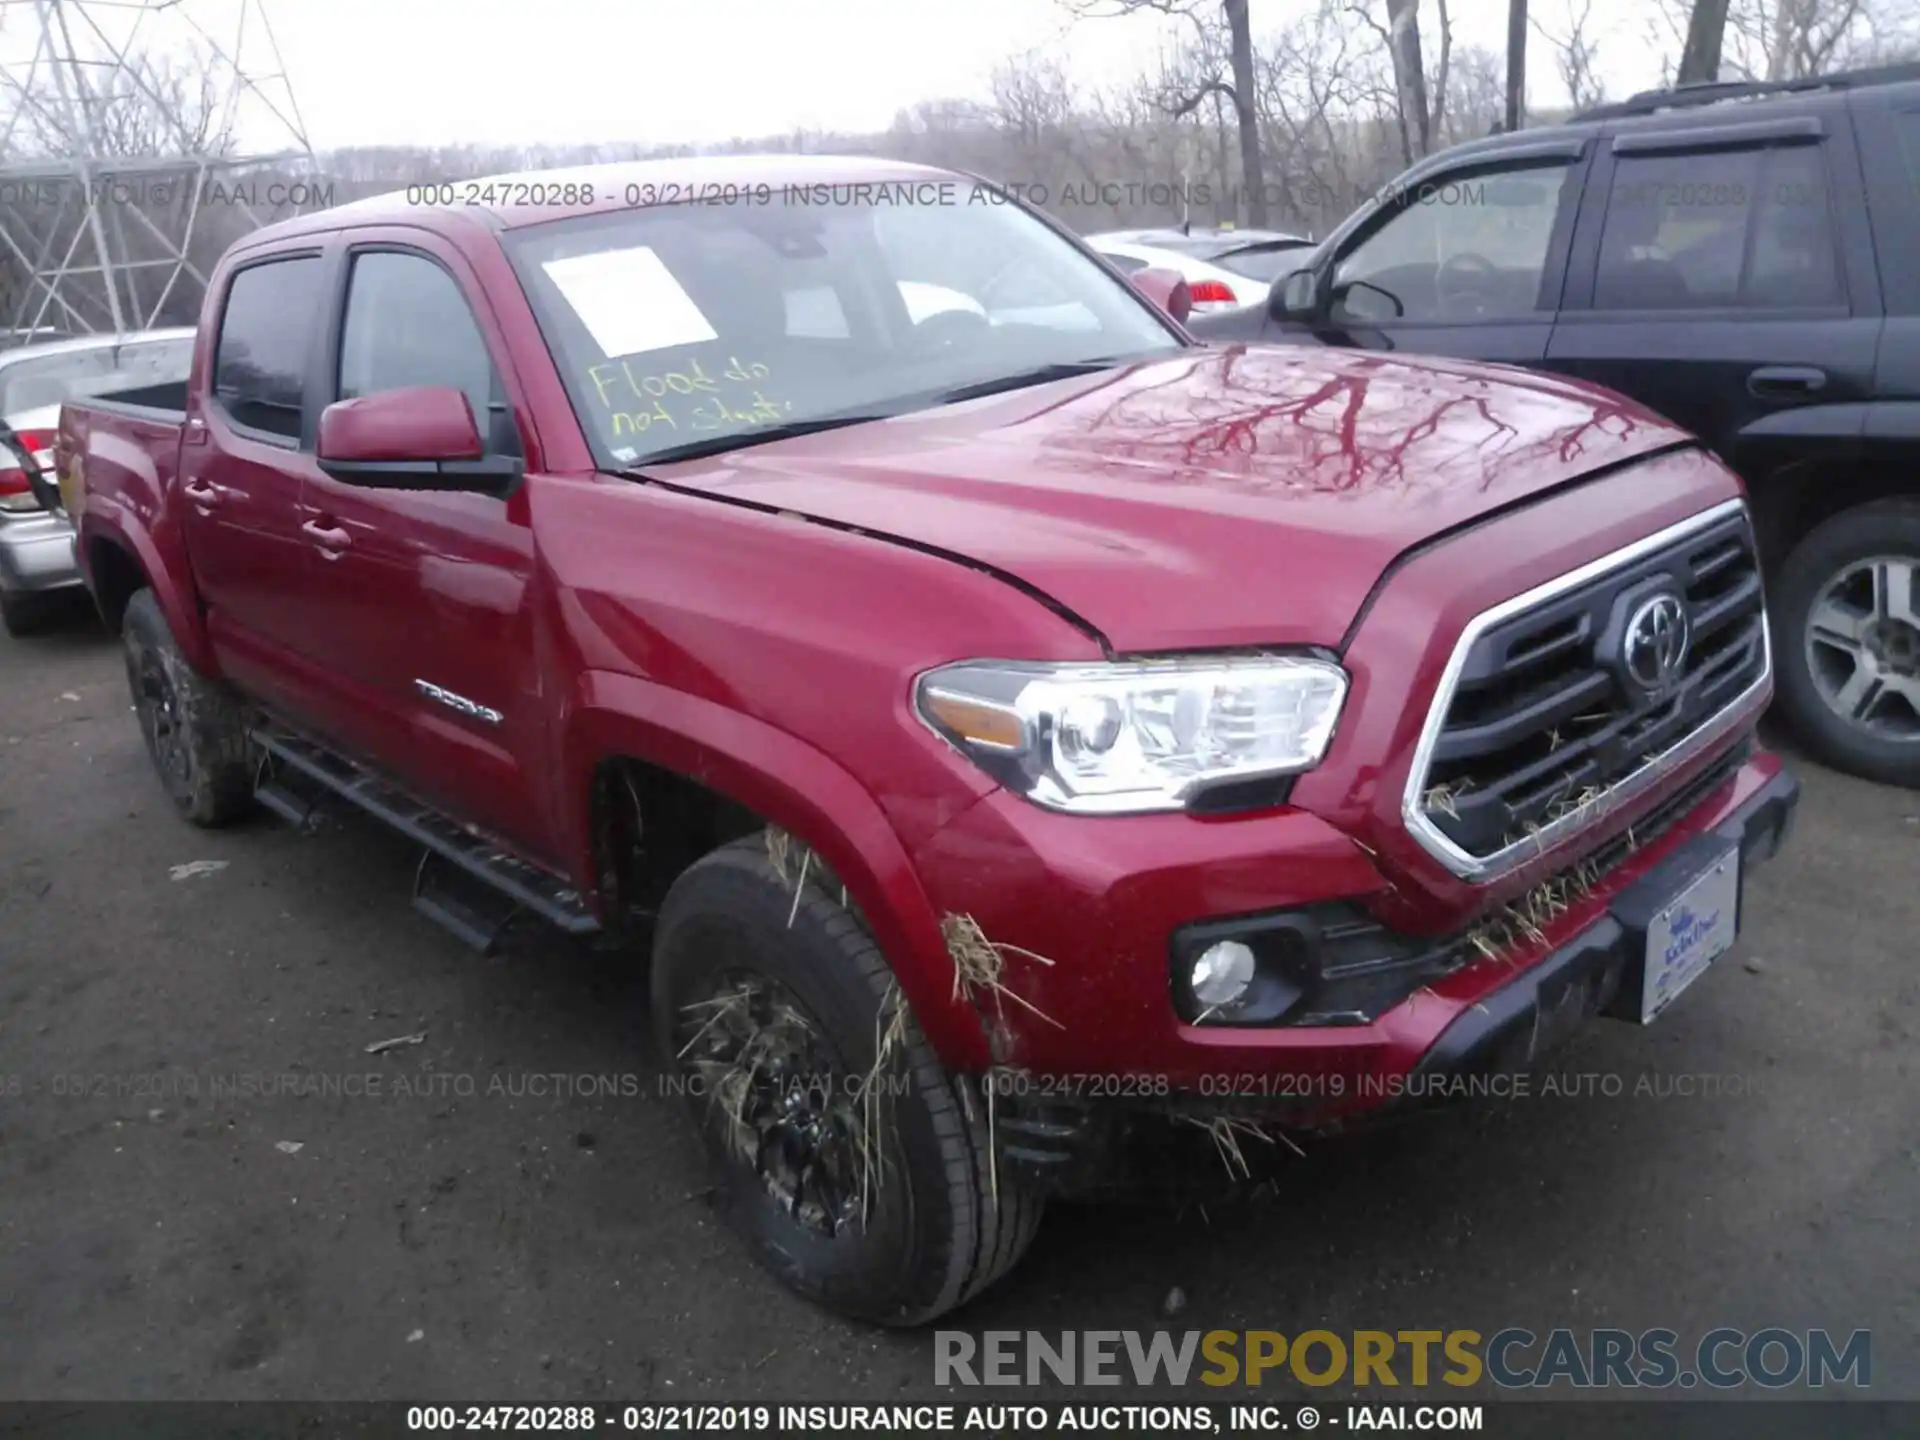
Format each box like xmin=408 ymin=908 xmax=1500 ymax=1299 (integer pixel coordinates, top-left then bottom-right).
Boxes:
xmin=1775 ymin=501 xmax=1920 ymax=788
xmin=1805 ymin=555 xmax=1920 ymax=741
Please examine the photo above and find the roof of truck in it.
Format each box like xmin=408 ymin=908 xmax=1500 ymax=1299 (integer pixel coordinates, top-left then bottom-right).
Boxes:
xmin=245 ymin=154 xmax=970 ymax=245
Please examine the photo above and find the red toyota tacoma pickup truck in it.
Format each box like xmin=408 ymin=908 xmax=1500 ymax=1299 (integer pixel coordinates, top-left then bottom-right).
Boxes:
xmin=57 ymin=157 xmax=1797 ymax=1325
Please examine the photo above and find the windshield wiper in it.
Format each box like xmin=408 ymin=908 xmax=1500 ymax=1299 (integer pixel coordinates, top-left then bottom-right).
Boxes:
xmin=927 ymin=356 xmax=1139 ymax=408
xmin=631 ymin=412 xmax=895 ymax=467
xmin=620 ymin=354 xmax=1153 ymax=469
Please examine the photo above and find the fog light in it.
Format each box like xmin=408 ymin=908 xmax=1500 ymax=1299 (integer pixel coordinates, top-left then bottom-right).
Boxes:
xmin=1191 ymin=939 xmax=1256 ymax=1010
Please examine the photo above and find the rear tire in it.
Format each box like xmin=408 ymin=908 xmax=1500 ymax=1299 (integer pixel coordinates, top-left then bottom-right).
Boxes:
xmin=1772 ymin=501 xmax=1920 ymax=789
xmin=650 ymin=835 xmax=1041 ymax=1325
xmin=121 ymin=589 xmax=255 ymax=826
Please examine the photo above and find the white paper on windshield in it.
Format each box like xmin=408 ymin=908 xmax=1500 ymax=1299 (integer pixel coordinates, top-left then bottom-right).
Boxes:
xmin=540 ymin=246 xmax=717 ymax=359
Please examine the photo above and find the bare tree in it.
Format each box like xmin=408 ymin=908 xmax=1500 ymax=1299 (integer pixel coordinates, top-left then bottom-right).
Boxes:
xmin=1349 ymin=0 xmax=1432 ymax=162
xmin=1062 ymin=0 xmax=1270 ymax=224
xmin=1430 ymin=0 xmax=1454 ymax=145
xmin=989 ymin=55 xmax=1079 ymax=147
xmin=1534 ymin=0 xmax=1607 ymax=112
xmin=1659 ymin=0 xmax=1915 ymax=85
xmin=1386 ymin=0 xmax=1432 ymax=159
xmin=1678 ymin=0 xmax=1733 ymax=80
xmin=1442 ymin=44 xmax=1507 ymax=142
xmin=1507 ymin=0 xmax=1529 ymax=129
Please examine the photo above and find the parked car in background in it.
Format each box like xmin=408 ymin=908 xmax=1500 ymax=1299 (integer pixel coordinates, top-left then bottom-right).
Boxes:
xmin=60 ymin=154 xmax=1795 ymax=1323
xmin=0 ymin=329 xmax=195 ymax=634
xmin=1093 ymin=225 xmax=1316 ymax=282
xmin=1192 ymin=62 xmax=1920 ymax=789
xmin=1084 ymin=228 xmax=1307 ymax=311
xmin=0 ymin=327 xmax=76 ymax=349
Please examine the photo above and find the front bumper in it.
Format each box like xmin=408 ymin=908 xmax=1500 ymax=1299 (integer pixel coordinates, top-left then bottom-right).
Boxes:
xmin=1386 ymin=763 xmax=1796 ymax=1105
xmin=0 ymin=509 xmax=81 ymax=595
xmin=979 ymin=759 xmax=1797 ymax=1193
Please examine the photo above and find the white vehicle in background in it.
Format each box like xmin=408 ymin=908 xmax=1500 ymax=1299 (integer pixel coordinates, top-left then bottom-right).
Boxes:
xmin=1085 ymin=227 xmax=1315 ymax=312
xmin=0 ymin=328 xmax=195 ymax=635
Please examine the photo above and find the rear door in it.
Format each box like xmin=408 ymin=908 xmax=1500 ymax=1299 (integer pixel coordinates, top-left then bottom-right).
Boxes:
xmin=289 ymin=235 xmax=554 ymax=862
xmin=179 ymin=250 xmax=332 ymax=713
xmin=1543 ymin=106 xmax=1881 ymax=479
xmin=1850 ymin=82 xmax=1920 ymax=416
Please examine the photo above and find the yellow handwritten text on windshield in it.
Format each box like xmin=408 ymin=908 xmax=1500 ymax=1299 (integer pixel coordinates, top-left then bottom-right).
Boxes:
xmin=588 ymin=355 xmax=789 ymax=437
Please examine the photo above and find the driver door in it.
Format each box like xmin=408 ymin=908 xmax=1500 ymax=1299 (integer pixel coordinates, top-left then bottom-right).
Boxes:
xmin=1304 ymin=150 xmax=1591 ymax=366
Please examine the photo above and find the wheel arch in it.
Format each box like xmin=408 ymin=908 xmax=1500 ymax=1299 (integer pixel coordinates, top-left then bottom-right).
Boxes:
xmin=1737 ymin=428 xmax=1914 ymax=573
xmin=78 ymin=509 xmax=216 ymax=673
xmin=562 ymin=669 xmax=991 ymax=1072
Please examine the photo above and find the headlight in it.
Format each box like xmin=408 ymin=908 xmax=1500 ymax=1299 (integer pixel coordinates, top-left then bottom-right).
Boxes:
xmin=914 ymin=655 xmax=1349 ymax=814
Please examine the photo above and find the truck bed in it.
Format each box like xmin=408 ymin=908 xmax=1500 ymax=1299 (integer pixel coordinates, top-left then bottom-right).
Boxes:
xmin=57 ymin=393 xmax=187 ymax=523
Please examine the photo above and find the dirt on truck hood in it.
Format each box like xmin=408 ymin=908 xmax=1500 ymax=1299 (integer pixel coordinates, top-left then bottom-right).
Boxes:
xmin=657 ymin=344 xmax=1692 ymax=653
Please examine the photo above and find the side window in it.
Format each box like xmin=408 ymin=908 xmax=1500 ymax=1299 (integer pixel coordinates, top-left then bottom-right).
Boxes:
xmin=1594 ymin=145 xmax=1841 ymax=311
xmin=1749 ymin=146 xmax=1843 ymax=306
xmin=1331 ymin=161 xmax=1574 ymax=323
xmin=338 ymin=251 xmax=501 ymax=447
xmin=213 ymin=257 xmax=324 ymax=440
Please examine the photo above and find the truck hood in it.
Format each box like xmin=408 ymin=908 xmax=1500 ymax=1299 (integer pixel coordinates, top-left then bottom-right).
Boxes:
xmin=655 ymin=344 xmax=1690 ymax=652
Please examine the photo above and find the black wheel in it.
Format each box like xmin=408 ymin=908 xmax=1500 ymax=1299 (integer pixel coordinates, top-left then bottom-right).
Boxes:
xmin=1 ymin=589 xmax=55 ymax=637
xmin=121 ymin=589 xmax=255 ymax=825
xmin=1773 ymin=501 xmax=1920 ymax=788
xmin=651 ymin=835 xmax=1041 ymax=1325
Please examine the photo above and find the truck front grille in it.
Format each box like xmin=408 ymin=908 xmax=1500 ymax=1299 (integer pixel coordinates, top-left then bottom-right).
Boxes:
xmin=1404 ymin=499 xmax=1769 ymax=880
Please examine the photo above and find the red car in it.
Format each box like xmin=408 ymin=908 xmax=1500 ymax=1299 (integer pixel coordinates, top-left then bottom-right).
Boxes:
xmin=56 ymin=156 xmax=1797 ymax=1325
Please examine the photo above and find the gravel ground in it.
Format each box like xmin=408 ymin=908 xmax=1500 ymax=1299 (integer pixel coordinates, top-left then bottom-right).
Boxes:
xmin=1 ymin=602 xmax=1915 ymax=1405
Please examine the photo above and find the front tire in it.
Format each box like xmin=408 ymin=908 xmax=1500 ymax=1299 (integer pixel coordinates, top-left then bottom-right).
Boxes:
xmin=1773 ymin=501 xmax=1920 ymax=788
xmin=121 ymin=589 xmax=255 ymax=825
xmin=650 ymin=836 xmax=1041 ymax=1325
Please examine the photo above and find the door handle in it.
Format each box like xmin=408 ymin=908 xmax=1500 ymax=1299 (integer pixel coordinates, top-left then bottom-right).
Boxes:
xmin=301 ymin=519 xmax=352 ymax=555
xmin=1747 ymin=365 xmax=1827 ymax=399
xmin=181 ymin=477 xmax=219 ymax=507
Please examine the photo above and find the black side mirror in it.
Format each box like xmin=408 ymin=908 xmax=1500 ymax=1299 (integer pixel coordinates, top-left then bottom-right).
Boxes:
xmin=1270 ymin=266 xmax=1321 ymax=323
xmin=1329 ymin=279 xmax=1405 ymax=324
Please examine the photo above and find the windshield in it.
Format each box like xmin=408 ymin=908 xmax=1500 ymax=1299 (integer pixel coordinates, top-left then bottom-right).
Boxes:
xmin=506 ymin=192 xmax=1184 ymax=468
xmin=0 ymin=338 xmax=194 ymax=417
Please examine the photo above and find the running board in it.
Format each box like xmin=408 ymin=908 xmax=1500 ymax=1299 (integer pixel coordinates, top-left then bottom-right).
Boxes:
xmin=250 ymin=727 xmax=601 ymax=940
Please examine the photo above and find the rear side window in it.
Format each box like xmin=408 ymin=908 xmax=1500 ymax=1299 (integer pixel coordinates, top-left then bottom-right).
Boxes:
xmin=213 ymin=257 xmax=324 ymax=439
xmin=1594 ymin=145 xmax=1842 ymax=311
xmin=337 ymin=251 xmax=502 ymax=447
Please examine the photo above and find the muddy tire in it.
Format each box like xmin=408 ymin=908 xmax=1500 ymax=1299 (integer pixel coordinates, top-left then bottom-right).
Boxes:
xmin=1772 ymin=501 xmax=1920 ymax=788
xmin=651 ymin=835 xmax=1042 ymax=1326
xmin=122 ymin=589 xmax=255 ymax=826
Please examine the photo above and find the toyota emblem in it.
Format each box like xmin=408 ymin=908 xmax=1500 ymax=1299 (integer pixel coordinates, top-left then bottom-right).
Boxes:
xmin=1622 ymin=592 xmax=1690 ymax=691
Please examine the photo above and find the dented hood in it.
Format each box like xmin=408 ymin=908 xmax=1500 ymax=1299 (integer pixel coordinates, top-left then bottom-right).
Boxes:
xmin=655 ymin=344 xmax=1690 ymax=653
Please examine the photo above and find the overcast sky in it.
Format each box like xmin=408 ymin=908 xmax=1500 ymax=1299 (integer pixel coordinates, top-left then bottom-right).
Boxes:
xmin=10 ymin=0 xmax=1677 ymax=153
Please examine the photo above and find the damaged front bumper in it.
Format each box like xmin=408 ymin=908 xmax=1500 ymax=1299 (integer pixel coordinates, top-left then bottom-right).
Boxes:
xmin=974 ymin=755 xmax=1798 ymax=1199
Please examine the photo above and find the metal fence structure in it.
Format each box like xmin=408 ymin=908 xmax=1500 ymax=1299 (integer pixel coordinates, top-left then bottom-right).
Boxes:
xmin=0 ymin=0 xmax=320 ymax=340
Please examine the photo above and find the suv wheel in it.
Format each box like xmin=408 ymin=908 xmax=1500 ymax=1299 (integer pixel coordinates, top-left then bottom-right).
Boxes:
xmin=121 ymin=589 xmax=256 ymax=825
xmin=1773 ymin=500 xmax=1920 ymax=788
xmin=650 ymin=835 xmax=1041 ymax=1325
